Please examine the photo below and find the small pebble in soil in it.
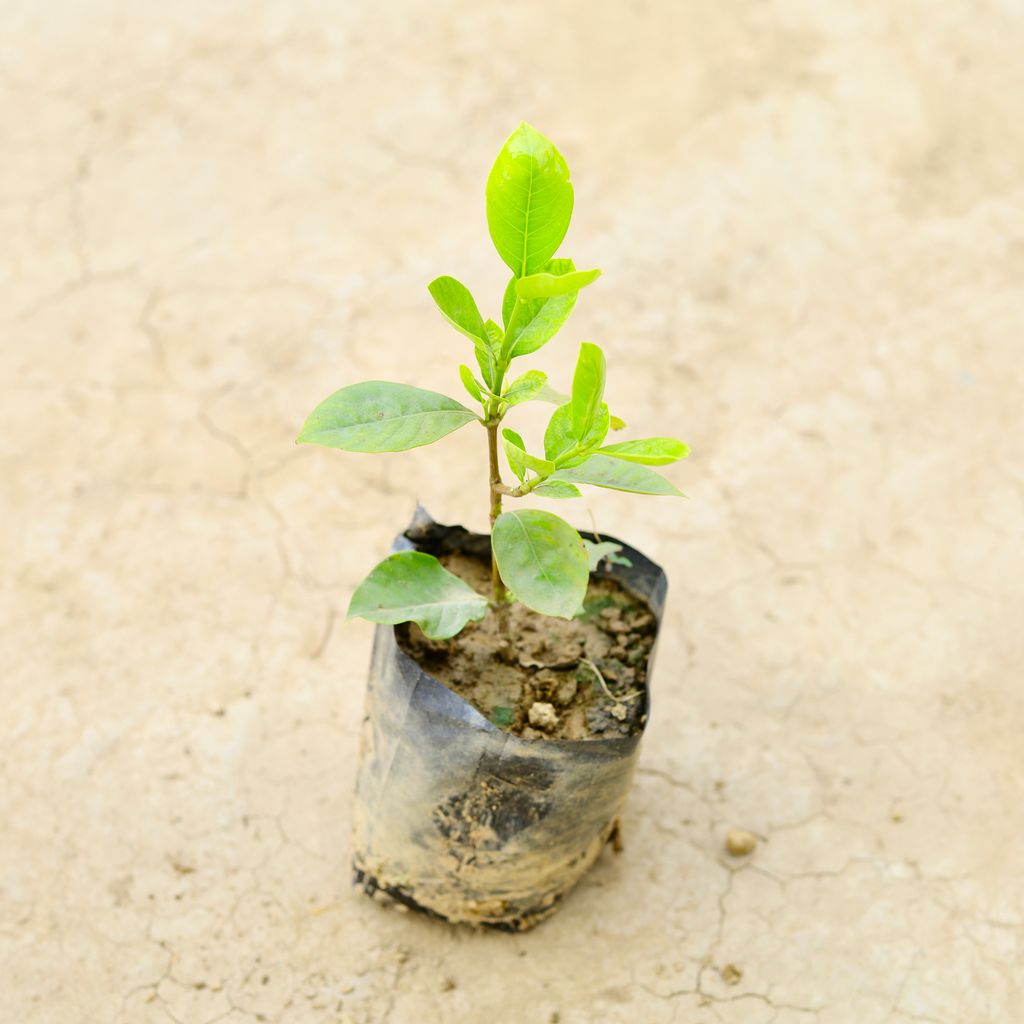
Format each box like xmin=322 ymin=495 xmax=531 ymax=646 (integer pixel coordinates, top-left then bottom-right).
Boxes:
xmin=725 ymin=829 xmax=758 ymax=856
xmin=441 ymin=977 xmax=456 ymax=991
xmin=528 ymin=702 xmax=558 ymax=731
xmin=720 ymin=963 xmax=743 ymax=986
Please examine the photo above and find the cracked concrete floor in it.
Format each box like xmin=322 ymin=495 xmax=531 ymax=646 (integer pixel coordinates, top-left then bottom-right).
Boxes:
xmin=2 ymin=1 xmax=1023 ymax=1022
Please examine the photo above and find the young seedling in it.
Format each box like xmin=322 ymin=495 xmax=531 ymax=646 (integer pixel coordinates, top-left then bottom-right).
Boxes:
xmin=298 ymin=122 xmax=689 ymax=640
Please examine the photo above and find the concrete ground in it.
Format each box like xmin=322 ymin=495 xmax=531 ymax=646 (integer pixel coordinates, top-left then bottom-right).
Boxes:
xmin=3 ymin=2 xmax=1023 ymax=1022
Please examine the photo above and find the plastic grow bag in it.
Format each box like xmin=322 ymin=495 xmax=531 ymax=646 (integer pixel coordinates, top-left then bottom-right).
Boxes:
xmin=350 ymin=508 xmax=667 ymax=930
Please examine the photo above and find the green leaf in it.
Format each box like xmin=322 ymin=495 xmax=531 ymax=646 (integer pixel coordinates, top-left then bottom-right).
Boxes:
xmin=492 ymin=509 xmax=589 ymax=619
xmin=484 ymin=319 xmax=504 ymax=347
xmin=502 ymin=428 xmax=527 ymax=482
xmin=502 ymin=276 xmax=517 ymax=330
xmin=543 ymin=401 xmax=609 ymax=464
xmin=297 ymin=382 xmax=476 ymax=452
xmin=599 ymin=437 xmax=690 ymax=465
xmin=426 ymin=277 xmax=499 ymax=389
xmin=486 ymin=122 xmax=574 ymax=278
xmin=475 ymin=320 xmax=505 ymax=390
xmin=583 ymin=539 xmax=630 ymax=572
xmin=428 ymin=276 xmax=487 ymax=344
xmin=504 ymin=258 xmax=580 ymax=359
xmin=459 ymin=364 xmax=483 ymax=402
xmin=571 ymin=342 xmax=607 ymax=441
xmin=502 ymin=428 xmax=555 ymax=481
xmin=536 ymin=382 xmax=570 ymax=405
xmin=550 ymin=453 xmax=683 ymax=496
xmin=347 ymin=551 xmax=488 ymax=639
xmin=532 ymin=480 xmax=582 ymax=499
xmin=610 ymin=414 xmax=627 ymax=431
xmin=503 ymin=369 xmax=547 ymax=406
xmin=516 ymin=267 xmax=601 ymax=299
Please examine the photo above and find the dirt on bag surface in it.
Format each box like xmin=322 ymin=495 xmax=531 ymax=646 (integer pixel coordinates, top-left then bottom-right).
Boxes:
xmin=397 ymin=552 xmax=657 ymax=740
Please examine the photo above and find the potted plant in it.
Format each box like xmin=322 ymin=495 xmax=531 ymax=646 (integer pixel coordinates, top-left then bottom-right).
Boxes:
xmin=298 ymin=122 xmax=689 ymax=931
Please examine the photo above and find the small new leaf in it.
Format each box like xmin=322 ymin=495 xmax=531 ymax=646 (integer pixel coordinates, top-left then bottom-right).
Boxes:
xmin=486 ymin=122 xmax=574 ymax=278
xmin=550 ymin=453 xmax=683 ymax=496
xmin=503 ymin=370 xmax=547 ymax=407
xmin=599 ymin=437 xmax=690 ymax=465
xmin=503 ymin=259 xmax=582 ymax=359
xmin=501 ymin=275 xmax=518 ymax=330
xmin=582 ymin=539 xmax=632 ymax=572
xmin=491 ymin=509 xmax=589 ymax=619
xmin=428 ymin=276 xmax=488 ymax=344
xmin=516 ymin=268 xmax=601 ymax=299
xmin=298 ymin=382 xmax=476 ymax=452
xmin=459 ymin=364 xmax=483 ymax=402
xmin=484 ymin=319 xmax=504 ymax=346
xmin=502 ymin=429 xmax=555 ymax=481
xmin=544 ymin=401 xmax=610 ymax=464
xmin=347 ymin=551 xmax=488 ymax=639
xmin=476 ymin=319 xmax=504 ymax=389
xmin=502 ymin=428 xmax=527 ymax=482
xmin=571 ymin=342 xmax=607 ymax=441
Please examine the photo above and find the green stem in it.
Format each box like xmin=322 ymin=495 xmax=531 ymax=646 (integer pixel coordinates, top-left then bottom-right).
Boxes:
xmin=486 ymin=415 xmax=509 ymax=614
xmin=506 ymin=441 xmax=584 ymax=498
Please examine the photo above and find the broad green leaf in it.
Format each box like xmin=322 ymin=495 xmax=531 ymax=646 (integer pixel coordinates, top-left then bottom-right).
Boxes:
xmin=516 ymin=267 xmax=601 ymax=299
xmin=533 ymin=480 xmax=582 ymax=499
xmin=347 ymin=551 xmax=487 ymax=639
xmin=459 ymin=364 xmax=483 ymax=402
xmin=428 ymin=276 xmax=487 ymax=344
xmin=544 ymin=401 xmax=609 ymax=464
xmin=297 ymin=382 xmax=476 ymax=452
xmin=599 ymin=437 xmax=690 ymax=465
xmin=571 ymin=342 xmax=606 ymax=441
xmin=504 ymin=258 xmax=579 ymax=359
xmin=503 ymin=369 xmax=547 ymax=406
xmin=583 ymin=539 xmax=628 ymax=572
xmin=502 ymin=428 xmax=555 ymax=481
xmin=610 ymin=414 xmax=627 ymax=431
xmin=486 ymin=122 xmax=574 ymax=278
xmin=492 ymin=509 xmax=589 ymax=619
xmin=550 ymin=453 xmax=683 ymax=496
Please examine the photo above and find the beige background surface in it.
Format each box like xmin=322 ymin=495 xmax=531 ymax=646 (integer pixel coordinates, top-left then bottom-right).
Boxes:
xmin=3 ymin=2 xmax=1023 ymax=1022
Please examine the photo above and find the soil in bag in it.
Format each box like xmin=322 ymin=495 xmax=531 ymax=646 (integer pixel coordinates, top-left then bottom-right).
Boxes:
xmin=396 ymin=549 xmax=657 ymax=741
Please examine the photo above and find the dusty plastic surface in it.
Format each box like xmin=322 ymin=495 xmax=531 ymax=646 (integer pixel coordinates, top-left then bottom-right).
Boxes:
xmin=350 ymin=509 xmax=667 ymax=930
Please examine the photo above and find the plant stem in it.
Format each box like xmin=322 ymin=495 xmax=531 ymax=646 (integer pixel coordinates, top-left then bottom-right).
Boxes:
xmin=486 ymin=417 xmax=509 ymax=612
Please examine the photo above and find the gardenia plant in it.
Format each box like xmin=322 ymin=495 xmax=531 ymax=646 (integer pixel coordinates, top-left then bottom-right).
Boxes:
xmin=298 ymin=122 xmax=688 ymax=640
